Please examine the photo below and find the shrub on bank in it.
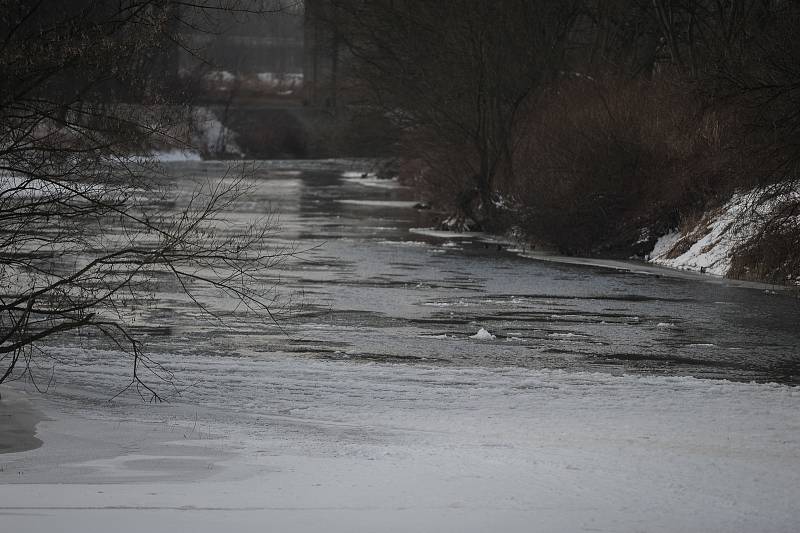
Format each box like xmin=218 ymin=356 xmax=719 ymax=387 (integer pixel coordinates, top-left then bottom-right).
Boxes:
xmin=396 ymin=131 xmax=484 ymax=229
xmin=398 ymin=73 xmax=800 ymax=284
xmin=511 ymin=77 xmax=747 ymax=255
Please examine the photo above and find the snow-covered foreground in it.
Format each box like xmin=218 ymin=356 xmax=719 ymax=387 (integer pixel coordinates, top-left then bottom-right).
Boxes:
xmin=3 ymin=358 xmax=799 ymax=532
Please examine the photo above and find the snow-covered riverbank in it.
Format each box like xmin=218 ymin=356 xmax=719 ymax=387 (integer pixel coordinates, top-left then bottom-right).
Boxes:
xmin=648 ymin=187 xmax=800 ymax=285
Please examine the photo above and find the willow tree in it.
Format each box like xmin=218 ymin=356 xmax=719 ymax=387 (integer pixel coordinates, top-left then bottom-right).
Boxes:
xmin=0 ymin=0 xmax=294 ymax=399
xmin=311 ymin=0 xmax=581 ymax=228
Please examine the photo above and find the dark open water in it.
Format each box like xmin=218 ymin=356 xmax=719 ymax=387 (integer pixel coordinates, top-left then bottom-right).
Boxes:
xmin=96 ymin=159 xmax=800 ymax=386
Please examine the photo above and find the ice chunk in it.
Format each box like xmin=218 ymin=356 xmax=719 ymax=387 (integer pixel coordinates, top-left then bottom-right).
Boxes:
xmin=341 ymin=171 xmax=376 ymax=178
xmin=470 ymin=328 xmax=496 ymax=340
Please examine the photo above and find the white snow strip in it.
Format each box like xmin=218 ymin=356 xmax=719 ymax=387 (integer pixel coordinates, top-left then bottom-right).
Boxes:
xmin=409 ymin=228 xmax=484 ymax=239
xmin=375 ymin=240 xmax=428 ymax=247
xmin=341 ymin=171 xmax=377 ymax=179
xmin=205 ymin=70 xmax=235 ymax=82
xmin=337 ymin=200 xmax=418 ymax=208
xmin=342 ymin=177 xmax=403 ymax=190
xmin=256 ymin=72 xmax=303 ymax=86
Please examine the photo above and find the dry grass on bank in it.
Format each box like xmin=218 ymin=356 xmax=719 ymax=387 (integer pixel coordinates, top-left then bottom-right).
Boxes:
xmin=728 ymin=189 xmax=800 ymax=285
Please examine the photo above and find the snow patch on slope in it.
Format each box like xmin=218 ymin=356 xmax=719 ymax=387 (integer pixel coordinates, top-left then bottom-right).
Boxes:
xmin=192 ymin=107 xmax=241 ymax=157
xmin=648 ymin=187 xmax=798 ymax=277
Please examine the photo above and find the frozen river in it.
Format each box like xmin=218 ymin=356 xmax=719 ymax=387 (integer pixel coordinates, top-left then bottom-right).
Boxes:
xmin=55 ymin=159 xmax=800 ymax=384
xmin=133 ymin=159 xmax=799 ymax=384
xmin=2 ymin=160 xmax=800 ymax=532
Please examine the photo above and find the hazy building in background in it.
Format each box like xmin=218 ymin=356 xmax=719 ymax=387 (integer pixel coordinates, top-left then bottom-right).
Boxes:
xmin=177 ymin=3 xmax=305 ymax=80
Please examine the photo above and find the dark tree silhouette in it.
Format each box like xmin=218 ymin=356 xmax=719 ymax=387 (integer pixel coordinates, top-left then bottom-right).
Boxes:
xmin=0 ymin=1 xmax=297 ymax=399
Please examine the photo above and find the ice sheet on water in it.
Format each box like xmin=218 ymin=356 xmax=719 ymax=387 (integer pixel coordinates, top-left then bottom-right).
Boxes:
xmin=342 ymin=176 xmax=403 ymax=190
xmin=1 ymin=173 xmax=111 ymax=199
xmin=409 ymin=228 xmax=484 ymax=239
xmin=337 ymin=199 xmax=418 ymax=208
xmin=375 ymin=240 xmax=428 ymax=247
xmin=150 ymin=149 xmax=202 ymax=162
xmin=5 ymin=357 xmax=799 ymax=533
xmin=341 ymin=171 xmax=377 ymax=179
